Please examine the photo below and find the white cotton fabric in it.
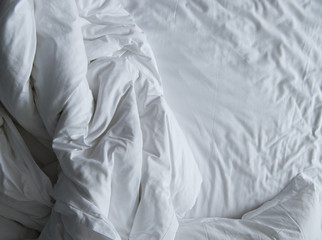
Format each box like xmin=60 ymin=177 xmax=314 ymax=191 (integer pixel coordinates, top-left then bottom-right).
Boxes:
xmin=176 ymin=170 xmax=322 ymax=240
xmin=0 ymin=0 xmax=48 ymax=142
xmin=122 ymin=0 xmax=322 ymax=220
xmin=0 ymin=0 xmax=322 ymax=239
xmin=0 ymin=0 xmax=202 ymax=239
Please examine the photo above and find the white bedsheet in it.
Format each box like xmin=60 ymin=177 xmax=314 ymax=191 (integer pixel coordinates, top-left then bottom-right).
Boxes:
xmin=122 ymin=0 xmax=322 ymax=219
xmin=0 ymin=0 xmax=322 ymax=239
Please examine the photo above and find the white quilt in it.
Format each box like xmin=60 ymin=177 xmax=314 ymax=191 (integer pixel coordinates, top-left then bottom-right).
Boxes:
xmin=0 ymin=0 xmax=321 ymax=239
xmin=0 ymin=0 xmax=201 ymax=239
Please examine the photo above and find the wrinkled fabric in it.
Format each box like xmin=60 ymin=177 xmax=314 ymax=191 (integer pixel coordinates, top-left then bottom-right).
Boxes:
xmin=0 ymin=0 xmax=201 ymax=239
xmin=122 ymin=0 xmax=322 ymax=220
xmin=1 ymin=0 xmax=322 ymax=239
xmin=176 ymin=170 xmax=322 ymax=240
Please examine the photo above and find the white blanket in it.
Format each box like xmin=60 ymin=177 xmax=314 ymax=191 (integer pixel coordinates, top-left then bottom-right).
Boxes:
xmin=0 ymin=0 xmax=321 ymax=239
xmin=0 ymin=0 xmax=201 ymax=239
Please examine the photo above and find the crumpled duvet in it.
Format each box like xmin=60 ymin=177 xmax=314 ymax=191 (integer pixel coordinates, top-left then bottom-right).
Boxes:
xmin=1 ymin=0 xmax=322 ymax=240
xmin=177 ymin=169 xmax=322 ymax=240
xmin=0 ymin=0 xmax=202 ymax=239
